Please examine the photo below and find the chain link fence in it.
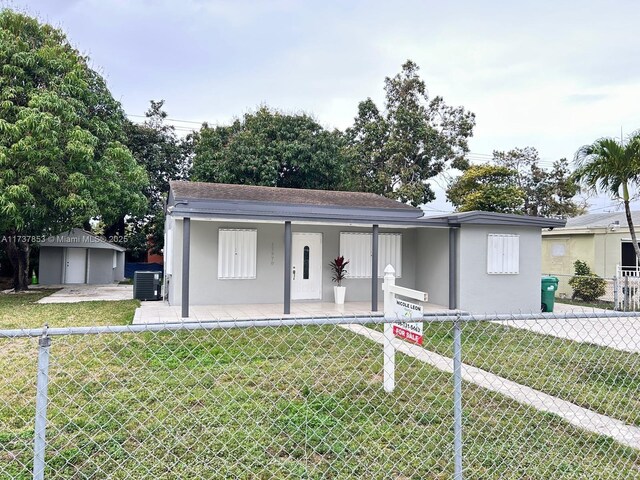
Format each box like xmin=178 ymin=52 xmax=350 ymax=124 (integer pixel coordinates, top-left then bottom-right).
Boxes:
xmin=1 ymin=311 xmax=640 ymax=479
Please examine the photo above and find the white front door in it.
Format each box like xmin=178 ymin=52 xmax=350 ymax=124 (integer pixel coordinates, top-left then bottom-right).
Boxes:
xmin=65 ymin=248 xmax=87 ymax=284
xmin=291 ymin=233 xmax=322 ymax=300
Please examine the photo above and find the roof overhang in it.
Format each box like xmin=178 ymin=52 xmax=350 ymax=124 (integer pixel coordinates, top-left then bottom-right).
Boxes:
xmin=167 ymin=197 xmax=447 ymax=226
xmin=167 ymin=191 xmax=566 ymax=229
xmin=424 ymin=211 xmax=567 ymax=229
xmin=38 ymin=228 xmax=126 ymax=252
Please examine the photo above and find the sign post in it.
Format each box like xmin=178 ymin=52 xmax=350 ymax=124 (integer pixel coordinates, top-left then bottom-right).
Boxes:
xmin=382 ymin=265 xmax=428 ymax=393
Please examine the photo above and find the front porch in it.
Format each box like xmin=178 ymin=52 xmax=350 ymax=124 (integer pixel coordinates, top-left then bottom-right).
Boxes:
xmin=133 ymin=300 xmax=452 ymax=324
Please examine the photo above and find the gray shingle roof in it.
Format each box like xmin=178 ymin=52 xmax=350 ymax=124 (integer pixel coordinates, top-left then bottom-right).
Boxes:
xmin=564 ymin=211 xmax=640 ymax=229
xmin=170 ymin=181 xmax=418 ymax=211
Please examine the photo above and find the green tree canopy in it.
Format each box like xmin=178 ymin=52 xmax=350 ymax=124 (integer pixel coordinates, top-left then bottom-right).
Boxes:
xmin=493 ymin=147 xmax=584 ymax=217
xmin=117 ymin=100 xmax=191 ymax=259
xmin=446 ymin=164 xmax=525 ymax=213
xmin=344 ymin=60 xmax=476 ymax=206
xmin=190 ymin=106 xmax=346 ymax=190
xmin=0 ymin=10 xmax=148 ymax=289
xmin=447 ymin=147 xmax=584 ymax=217
xmin=574 ymin=132 xmax=640 ymax=261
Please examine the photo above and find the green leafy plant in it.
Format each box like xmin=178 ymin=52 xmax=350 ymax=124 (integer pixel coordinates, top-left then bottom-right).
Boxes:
xmin=329 ymin=256 xmax=349 ymax=287
xmin=568 ymin=260 xmax=606 ymax=302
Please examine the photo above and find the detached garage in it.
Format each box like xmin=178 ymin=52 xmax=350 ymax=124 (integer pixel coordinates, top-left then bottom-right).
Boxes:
xmin=38 ymin=228 xmax=126 ymax=285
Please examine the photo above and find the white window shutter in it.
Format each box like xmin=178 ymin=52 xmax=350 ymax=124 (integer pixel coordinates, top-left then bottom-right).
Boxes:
xmin=378 ymin=233 xmax=402 ymax=277
xmin=218 ymin=229 xmax=257 ymax=279
xmin=487 ymin=234 xmax=519 ymax=274
xmin=340 ymin=232 xmax=402 ymax=278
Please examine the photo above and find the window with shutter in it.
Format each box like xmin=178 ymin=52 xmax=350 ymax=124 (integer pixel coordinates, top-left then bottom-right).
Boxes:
xmin=487 ymin=234 xmax=519 ymax=274
xmin=339 ymin=232 xmax=402 ymax=278
xmin=218 ymin=229 xmax=257 ymax=279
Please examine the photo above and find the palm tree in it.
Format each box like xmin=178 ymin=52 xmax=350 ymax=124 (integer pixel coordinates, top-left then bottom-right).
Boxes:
xmin=574 ymin=132 xmax=640 ymax=264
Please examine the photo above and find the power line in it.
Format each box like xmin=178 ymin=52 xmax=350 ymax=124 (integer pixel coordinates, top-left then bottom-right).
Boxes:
xmin=127 ymin=114 xmax=204 ymax=126
xmin=125 ymin=112 xmax=571 ymax=167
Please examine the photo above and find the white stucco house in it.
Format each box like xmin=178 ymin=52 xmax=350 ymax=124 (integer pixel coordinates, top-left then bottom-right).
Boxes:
xmin=38 ymin=228 xmax=126 ymax=285
xmin=164 ymin=181 xmax=565 ymax=316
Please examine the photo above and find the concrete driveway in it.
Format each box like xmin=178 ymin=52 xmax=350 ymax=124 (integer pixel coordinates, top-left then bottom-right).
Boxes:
xmin=37 ymin=284 xmax=133 ymax=303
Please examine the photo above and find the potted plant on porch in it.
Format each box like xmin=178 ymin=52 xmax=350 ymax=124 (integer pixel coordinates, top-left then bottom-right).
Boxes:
xmin=330 ymin=256 xmax=349 ymax=304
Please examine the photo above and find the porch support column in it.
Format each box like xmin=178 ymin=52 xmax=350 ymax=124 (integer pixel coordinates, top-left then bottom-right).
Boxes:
xmin=448 ymin=226 xmax=458 ymax=310
xmin=372 ymin=224 xmax=379 ymax=311
xmin=181 ymin=217 xmax=191 ymax=318
xmin=284 ymin=221 xmax=292 ymax=314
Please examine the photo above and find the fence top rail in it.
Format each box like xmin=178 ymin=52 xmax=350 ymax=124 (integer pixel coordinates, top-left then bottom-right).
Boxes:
xmin=1 ymin=310 xmax=640 ymax=339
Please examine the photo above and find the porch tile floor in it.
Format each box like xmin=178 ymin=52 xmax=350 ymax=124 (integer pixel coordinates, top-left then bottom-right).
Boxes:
xmin=133 ymin=301 xmax=451 ymax=324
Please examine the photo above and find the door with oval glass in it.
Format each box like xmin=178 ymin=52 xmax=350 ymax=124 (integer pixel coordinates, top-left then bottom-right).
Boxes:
xmin=291 ymin=233 xmax=323 ymax=300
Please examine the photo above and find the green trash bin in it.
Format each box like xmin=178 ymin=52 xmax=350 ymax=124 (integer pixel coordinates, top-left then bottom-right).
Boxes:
xmin=541 ymin=276 xmax=559 ymax=312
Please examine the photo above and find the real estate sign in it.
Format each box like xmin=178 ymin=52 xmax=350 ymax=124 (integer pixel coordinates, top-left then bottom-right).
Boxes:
xmin=392 ymin=298 xmax=423 ymax=345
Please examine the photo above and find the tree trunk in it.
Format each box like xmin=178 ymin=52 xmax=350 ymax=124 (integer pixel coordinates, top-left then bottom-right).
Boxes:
xmin=4 ymin=231 xmax=30 ymax=291
xmin=622 ymin=183 xmax=640 ymax=268
xmin=104 ymin=216 xmax=126 ymax=242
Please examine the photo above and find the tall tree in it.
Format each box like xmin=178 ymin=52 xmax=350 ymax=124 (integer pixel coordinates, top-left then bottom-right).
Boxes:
xmin=446 ymin=164 xmax=525 ymax=213
xmin=116 ymin=100 xmax=190 ymax=259
xmin=0 ymin=10 xmax=148 ymax=290
xmin=574 ymin=133 xmax=640 ymax=262
xmin=190 ymin=106 xmax=346 ymax=190
xmin=493 ymin=147 xmax=584 ymax=217
xmin=344 ymin=60 xmax=475 ymax=206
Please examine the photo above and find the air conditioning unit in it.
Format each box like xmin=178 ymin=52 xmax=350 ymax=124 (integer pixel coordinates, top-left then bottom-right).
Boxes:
xmin=133 ymin=271 xmax=162 ymax=301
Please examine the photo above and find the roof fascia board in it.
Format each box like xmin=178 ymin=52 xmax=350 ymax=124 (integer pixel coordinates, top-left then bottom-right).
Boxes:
xmin=169 ymin=210 xmax=449 ymax=227
xmin=442 ymin=212 xmax=566 ymax=228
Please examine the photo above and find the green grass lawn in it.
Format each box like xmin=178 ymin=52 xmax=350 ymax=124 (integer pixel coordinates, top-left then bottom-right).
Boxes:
xmin=418 ymin=321 xmax=640 ymax=427
xmin=371 ymin=319 xmax=640 ymax=427
xmin=1 ymin=293 xmax=639 ymax=478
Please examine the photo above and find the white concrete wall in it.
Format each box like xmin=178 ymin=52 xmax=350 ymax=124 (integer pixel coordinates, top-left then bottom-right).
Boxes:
xmin=458 ymin=225 xmax=542 ymax=313
xmin=414 ymin=228 xmax=450 ymax=307
xmin=115 ymin=252 xmax=125 ymax=282
xmin=167 ymin=219 xmax=418 ymax=306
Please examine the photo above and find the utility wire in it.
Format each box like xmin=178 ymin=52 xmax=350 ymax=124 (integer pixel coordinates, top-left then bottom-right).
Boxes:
xmin=125 ymin=112 xmax=571 ymax=167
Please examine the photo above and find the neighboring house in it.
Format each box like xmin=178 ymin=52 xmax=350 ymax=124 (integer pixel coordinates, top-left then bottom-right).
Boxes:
xmin=164 ymin=181 xmax=564 ymax=315
xmin=542 ymin=212 xmax=640 ymax=285
xmin=38 ymin=228 xmax=126 ymax=285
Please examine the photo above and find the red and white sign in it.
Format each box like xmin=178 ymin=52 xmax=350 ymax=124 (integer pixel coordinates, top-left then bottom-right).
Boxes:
xmin=392 ymin=298 xmax=423 ymax=345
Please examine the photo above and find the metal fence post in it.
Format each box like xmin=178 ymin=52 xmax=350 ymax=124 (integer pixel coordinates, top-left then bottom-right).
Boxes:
xmin=453 ymin=315 xmax=463 ymax=480
xmin=383 ymin=265 xmax=395 ymax=393
xmin=613 ymin=276 xmax=619 ymax=310
xmin=33 ymin=327 xmax=51 ymax=480
xmin=625 ymin=275 xmax=629 ymax=311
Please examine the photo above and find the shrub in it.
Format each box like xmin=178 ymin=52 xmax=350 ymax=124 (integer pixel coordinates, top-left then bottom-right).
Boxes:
xmin=568 ymin=260 xmax=606 ymax=302
xmin=329 ymin=256 xmax=349 ymax=287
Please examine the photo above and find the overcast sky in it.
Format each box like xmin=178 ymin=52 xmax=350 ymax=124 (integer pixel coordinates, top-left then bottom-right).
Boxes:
xmin=6 ymin=0 xmax=640 ymax=212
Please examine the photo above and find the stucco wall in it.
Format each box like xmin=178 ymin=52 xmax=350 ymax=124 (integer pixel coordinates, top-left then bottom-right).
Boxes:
xmin=39 ymin=247 xmax=63 ymax=284
xmin=542 ymin=231 xmax=635 ymax=297
xmin=414 ymin=228 xmax=450 ymax=307
xmin=458 ymin=225 xmax=541 ymax=313
xmin=114 ymin=252 xmax=125 ymax=282
xmin=87 ymin=249 xmax=115 ymax=284
xmin=167 ymin=219 xmax=418 ymax=306
xmin=542 ymin=234 xmax=595 ymax=275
